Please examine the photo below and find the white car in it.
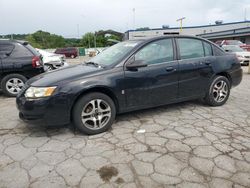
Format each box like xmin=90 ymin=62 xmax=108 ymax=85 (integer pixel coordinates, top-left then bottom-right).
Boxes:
xmin=222 ymin=45 xmax=250 ymax=65
xmin=36 ymin=49 xmax=69 ymax=71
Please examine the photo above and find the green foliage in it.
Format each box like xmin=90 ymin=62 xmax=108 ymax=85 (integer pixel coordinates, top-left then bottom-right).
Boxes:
xmin=81 ymin=32 xmax=122 ymax=48
xmin=65 ymin=38 xmax=81 ymax=47
xmin=1 ymin=30 xmax=123 ymax=49
xmin=81 ymin=32 xmax=95 ymax=48
xmin=25 ymin=30 xmax=65 ymax=49
xmin=0 ymin=34 xmax=28 ymax=40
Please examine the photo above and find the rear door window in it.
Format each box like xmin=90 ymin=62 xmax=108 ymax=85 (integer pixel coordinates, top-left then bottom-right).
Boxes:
xmin=178 ymin=38 xmax=204 ymax=59
xmin=25 ymin=44 xmax=39 ymax=56
xmin=11 ymin=43 xmax=33 ymax=57
xmin=0 ymin=44 xmax=14 ymax=58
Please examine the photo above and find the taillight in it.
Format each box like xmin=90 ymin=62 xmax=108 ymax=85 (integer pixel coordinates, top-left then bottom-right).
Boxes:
xmin=32 ymin=56 xmax=41 ymax=68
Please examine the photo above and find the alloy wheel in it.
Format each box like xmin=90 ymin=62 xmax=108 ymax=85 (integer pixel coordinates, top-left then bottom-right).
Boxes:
xmin=81 ymin=99 xmax=111 ymax=130
xmin=212 ymin=80 xmax=228 ymax=103
xmin=6 ymin=78 xmax=24 ymax=95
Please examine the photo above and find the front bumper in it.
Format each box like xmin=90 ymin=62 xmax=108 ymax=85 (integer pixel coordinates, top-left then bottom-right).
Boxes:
xmin=238 ymin=57 xmax=250 ymax=65
xmin=16 ymin=93 xmax=71 ymax=126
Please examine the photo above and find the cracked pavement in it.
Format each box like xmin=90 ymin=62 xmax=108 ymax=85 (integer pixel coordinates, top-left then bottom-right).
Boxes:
xmin=0 ymin=67 xmax=250 ymax=188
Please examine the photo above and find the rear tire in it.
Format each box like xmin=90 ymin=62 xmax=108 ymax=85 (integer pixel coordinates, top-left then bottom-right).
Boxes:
xmin=44 ymin=64 xmax=54 ymax=71
xmin=72 ymin=92 xmax=116 ymax=135
xmin=204 ymin=76 xmax=230 ymax=106
xmin=1 ymin=74 xmax=27 ymax=97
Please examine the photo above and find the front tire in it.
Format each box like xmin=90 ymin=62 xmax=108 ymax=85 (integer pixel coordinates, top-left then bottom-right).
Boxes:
xmin=72 ymin=92 xmax=116 ymax=135
xmin=204 ymin=76 xmax=230 ymax=106
xmin=1 ymin=74 xmax=27 ymax=97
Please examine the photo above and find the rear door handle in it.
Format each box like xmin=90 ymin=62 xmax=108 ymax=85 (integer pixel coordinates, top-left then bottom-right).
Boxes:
xmin=165 ymin=67 xmax=176 ymax=72
xmin=204 ymin=60 xmax=211 ymax=65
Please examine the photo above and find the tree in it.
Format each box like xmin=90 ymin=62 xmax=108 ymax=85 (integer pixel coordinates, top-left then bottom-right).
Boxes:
xmin=65 ymin=38 xmax=81 ymax=47
xmin=81 ymin=32 xmax=95 ymax=48
xmin=81 ymin=31 xmax=122 ymax=48
xmin=25 ymin=30 xmax=65 ymax=49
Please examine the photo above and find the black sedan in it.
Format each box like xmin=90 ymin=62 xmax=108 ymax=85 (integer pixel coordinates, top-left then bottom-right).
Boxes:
xmin=16 ymin=36 xmax=242 ymax=135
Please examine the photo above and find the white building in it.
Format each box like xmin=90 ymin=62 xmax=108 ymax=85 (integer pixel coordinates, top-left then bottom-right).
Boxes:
xmin=125 ymin=21 xmax=250 ymax=44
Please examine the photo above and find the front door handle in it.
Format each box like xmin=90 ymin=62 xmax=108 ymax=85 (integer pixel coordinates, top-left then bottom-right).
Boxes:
xmin=165 ymin=67 xmax=176 ymax=72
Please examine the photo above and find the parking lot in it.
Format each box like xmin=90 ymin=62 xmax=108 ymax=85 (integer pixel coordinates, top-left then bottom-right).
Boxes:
xmin=0 ymin=66 xmax=249 ymax=188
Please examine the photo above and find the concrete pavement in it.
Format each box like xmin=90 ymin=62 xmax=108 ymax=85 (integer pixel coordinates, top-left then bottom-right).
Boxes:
xmin=0 ymin=67 xmax=250 ymax=188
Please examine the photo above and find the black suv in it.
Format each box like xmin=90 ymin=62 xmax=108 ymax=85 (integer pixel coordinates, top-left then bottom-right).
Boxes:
xmin=17 ymin=36 xmax=242 ymax=135
xmin=0 ymin=40 xmax=44 ymax=96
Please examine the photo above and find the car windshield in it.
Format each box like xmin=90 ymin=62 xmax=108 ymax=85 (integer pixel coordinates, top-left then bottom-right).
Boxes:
xmin=87 ymin=41 xmax=139 ymax=66
xmin=224 ymin=45 xmax=244 ymax=52
xmin=228 ymin=40 xmax=243 ymax=45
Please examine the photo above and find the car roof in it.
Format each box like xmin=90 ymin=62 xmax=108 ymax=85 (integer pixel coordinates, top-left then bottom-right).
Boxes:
xmin=222 ymin=45 xmax=241 ymax=48
xmin=0 ymin=39 xmax=29 ymax=45
xmin=128 ymin=35 xmax=212 ymax=45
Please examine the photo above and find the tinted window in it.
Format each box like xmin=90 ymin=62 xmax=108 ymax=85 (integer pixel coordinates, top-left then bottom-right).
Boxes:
xmin=135 ymin=39 xmax=174 ymax=64
xmin=11 ymin=43 xmax=33 ymax=57
xmin=213 ymin=46 xmax=225 ymax=56
xmin=25 ymin=44 xmax=39 ymax=56
xmin=0 ymin=44 xmax=14 ymax=57
xmin=178 ymin=38 xmax=204 ymax=59
xmin=203 ymin=42 xmax=213 ymax=56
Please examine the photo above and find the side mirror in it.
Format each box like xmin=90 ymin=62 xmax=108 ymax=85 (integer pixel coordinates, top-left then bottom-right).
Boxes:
xmin=126 ymin=60 xmax=148 ymax=71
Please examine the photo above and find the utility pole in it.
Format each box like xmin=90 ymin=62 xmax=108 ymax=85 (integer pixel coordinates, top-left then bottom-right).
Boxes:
xmin=244 ymin=8 xmax=247 ymax=21
xmin=77 ymin=24 xmax=80 ymax=38
xmin=132 ymin=8 xmax=136 ymax=29
xmin=94 ymin=33 xmax=96 ymax=49
xmin=176 ymin=17 xmax=186 ymax=33
xmin=88 ymin=35 xmax=90 ymax=48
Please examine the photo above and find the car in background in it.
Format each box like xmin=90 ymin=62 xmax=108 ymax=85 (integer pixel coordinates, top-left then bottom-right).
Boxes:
xmin=55 ymin=47 xmax=78 ymax=58
xmin=36 ymin=48 xmax=69 ymax=71
xmin=222 ymin=45 xmax=250 ymax=65
xmin=17 ymin=36 xmax=242 ymax=135
xmin=215 ymin=40 xmax=250 ymax=51
xmin=0 ymin=40 xmax=44 ymax=97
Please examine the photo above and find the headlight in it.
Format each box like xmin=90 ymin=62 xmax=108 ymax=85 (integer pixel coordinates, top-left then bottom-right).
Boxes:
xmin=25 ymin=86 xmax=57 ymax=98
xmin=237 ymin=55 xmax=244 ymax=58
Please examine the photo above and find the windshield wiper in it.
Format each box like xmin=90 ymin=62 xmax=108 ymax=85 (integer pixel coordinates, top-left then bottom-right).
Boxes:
xmin=84 ymin=61 xmax=103 ymax=68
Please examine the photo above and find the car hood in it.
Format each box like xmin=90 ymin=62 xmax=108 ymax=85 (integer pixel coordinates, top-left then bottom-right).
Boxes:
xmin=27 ymin=64 xmax=104 ymax=87
xmin=235 ymin=51 xmax=250 ymax=56
xmin=240 ymin=44 xmax=250 ymax=47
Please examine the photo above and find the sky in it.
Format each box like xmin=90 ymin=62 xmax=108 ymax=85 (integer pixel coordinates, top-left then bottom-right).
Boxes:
xmin=1 ymin=0 xmax=250 ymax=38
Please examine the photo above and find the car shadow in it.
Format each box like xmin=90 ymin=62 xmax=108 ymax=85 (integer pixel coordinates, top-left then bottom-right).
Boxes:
xmin=12 ymin=99 xmax=205 ymax=137
xmin=115 ymin=99 xmax=205 ymax=121
xmin=0 ymin=89 xmax=205 ymax=136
